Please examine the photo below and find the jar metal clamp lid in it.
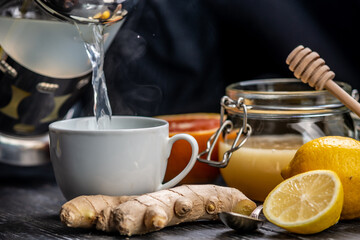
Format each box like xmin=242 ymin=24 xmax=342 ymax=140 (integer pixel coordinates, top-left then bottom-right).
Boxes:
xmin=197 ymin=96 xmax=252 ymax=168
xmin=197 ymin=78 xmax=358 ymax=168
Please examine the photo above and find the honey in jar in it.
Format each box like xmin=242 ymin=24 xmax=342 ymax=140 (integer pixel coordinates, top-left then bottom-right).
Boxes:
xmin=219 ymin=134 xmax=303 ymax=201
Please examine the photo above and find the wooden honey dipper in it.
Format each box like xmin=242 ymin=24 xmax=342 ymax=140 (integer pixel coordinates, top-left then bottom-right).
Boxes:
xmin=286 ymin=45 xmax=360 ymax=117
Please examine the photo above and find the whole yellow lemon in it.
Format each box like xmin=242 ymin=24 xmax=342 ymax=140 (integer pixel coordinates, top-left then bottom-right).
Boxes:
xmin=281 ymin=136 xmax=360 ymax=220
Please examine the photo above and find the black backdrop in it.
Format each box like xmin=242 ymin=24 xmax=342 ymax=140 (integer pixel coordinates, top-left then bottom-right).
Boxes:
xmin=78 ymin=0 xmax=360 ymax=116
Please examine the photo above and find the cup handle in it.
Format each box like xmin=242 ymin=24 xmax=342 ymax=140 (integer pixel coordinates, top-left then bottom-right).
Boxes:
xmin=157 ymin=133 xmax=199 ymax=190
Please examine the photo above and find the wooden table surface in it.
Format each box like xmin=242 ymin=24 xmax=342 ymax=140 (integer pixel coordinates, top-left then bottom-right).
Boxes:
xmin=1 ymin=163 xmax=360 ymax=240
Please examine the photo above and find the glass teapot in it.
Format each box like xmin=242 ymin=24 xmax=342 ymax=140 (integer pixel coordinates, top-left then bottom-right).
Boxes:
xmin=0 ymin=0 xmax=135 ymax=165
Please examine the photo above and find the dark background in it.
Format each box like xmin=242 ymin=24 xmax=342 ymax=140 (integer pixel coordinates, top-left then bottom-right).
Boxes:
xmin=79 ymin=0 xmax=360 ymax=117
xmin=1 ymin=2 xmax=360 ymax=237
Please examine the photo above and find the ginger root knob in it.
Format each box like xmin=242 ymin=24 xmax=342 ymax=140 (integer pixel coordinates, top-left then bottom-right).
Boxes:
xmin=144 ymin=206 xmax=168 ymax=230
xmin=232 ymin=199 xmax=257 ymax=216
xmin=174 ymin=197 xmax=193 ymax=217
xmin=206 ymin=196 xmax=220 ymax=215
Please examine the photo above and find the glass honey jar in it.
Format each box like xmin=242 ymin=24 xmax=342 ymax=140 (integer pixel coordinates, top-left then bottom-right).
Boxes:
xmin=198 ymin=78 xmax=357 ymax=201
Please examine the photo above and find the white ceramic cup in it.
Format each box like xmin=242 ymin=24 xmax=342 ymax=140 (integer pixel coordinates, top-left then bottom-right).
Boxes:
xmin=49 ymin=116 xmax=199 ymax=200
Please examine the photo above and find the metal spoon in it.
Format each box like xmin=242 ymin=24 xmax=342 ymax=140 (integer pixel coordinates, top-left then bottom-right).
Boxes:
xmin=219 ymin=205 xmax=264 ymax=232
xmin=34 ymin=0 xmax=133 ymax=24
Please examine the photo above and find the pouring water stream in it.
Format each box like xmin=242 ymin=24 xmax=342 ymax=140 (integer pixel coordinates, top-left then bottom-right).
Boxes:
xmin=80 ymin=23 xmax=112 ymax=128
xmin=34 ymin=0 xmax=130 ymax=129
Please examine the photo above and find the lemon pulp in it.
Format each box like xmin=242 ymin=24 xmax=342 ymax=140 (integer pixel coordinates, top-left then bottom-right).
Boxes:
xmin=264 ymin=170 xmax=344 ymax=234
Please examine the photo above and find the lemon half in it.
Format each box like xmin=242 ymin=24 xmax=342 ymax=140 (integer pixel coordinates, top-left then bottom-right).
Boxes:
xmin=263 ymin=170 xmax=344 ymax=234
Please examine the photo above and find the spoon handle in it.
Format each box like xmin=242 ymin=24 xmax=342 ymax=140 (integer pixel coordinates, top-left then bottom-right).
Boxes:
xmin=250 ymin=205 xmax=263 ymax=219
xmin=286 ymin=45 xmax=360 ymax=118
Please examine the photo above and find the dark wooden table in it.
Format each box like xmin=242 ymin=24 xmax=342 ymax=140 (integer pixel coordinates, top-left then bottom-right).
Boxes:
xmin=1 ymin=163 xmax=360 ymax=240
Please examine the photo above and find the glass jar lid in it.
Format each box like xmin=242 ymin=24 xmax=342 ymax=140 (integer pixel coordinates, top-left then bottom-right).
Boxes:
xmin=226 ymin=78 xmax=353 ymax=118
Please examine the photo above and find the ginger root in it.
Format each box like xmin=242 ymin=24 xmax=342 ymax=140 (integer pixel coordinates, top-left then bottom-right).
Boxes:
xmin=60 ymin=184 xmax=256 ymax=236
xmin=60 ymin=195 xmax=135 ymax=229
